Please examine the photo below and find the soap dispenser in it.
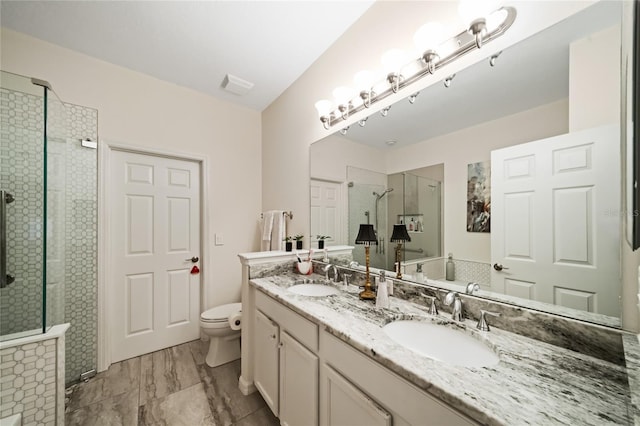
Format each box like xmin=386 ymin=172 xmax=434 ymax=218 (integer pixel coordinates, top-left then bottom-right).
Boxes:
xmin=375 ymin=271 xmax=390 ymax=309
xmin=415 ymin=263 xmax=424 ymax=283
xmin=446 ymin=253 xmax=455 ymax=281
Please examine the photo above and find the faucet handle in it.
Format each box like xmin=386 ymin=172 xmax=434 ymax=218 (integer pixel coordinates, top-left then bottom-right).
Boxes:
xmin=465 ymin=282 xmax=480 ymax=294
xmin=419 ymin=293 xmax=438 ymax=315
xmin=477 ymin=310 xmax=501 ymax=331
xmin=342 ymin=273 xmax=352 ymax=287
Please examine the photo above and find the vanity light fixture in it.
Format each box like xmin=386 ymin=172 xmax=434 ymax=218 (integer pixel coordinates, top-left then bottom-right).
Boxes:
xmin=354 ymin=70 xmax=376 ymax=108
xmin=358 ymin=117 xmax=368 ymax=127
xmin=390 ymin=224 xmax=411 ymax=279
xmin=314 ymin=2 xmax=516 ymax=129
xmin=333 ymin=86 xmax=355 ymax=120
xmin=339 ymin=126 xmax=350 ymax=135
xmin=380 ymin=106 xmax=391 ymax=117
xmin=382 ymin=49 xmax=409 ymax=93
xmin=444 ymin=74 xmax=456 ymax=88
xmin=408 ymin=92 xmax=420 ymax=104
xmin=355 ymin=224 xmax=378 ymax=300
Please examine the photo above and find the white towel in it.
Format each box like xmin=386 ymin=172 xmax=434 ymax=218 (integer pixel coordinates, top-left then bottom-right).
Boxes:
xmin=271 ymin=210 xmax=286 ymax=251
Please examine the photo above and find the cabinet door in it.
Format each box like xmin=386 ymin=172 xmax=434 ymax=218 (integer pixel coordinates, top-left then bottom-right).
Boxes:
xmin=255 ymin=310 xmax=279 ymax=416
xmin=279 ymin=331 xmax=319 ymax=426
xmin=321 ymin=365 xmax=392 ymax=426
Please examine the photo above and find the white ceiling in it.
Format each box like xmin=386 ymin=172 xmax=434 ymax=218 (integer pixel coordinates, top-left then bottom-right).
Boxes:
xmin=0 ymin=0 xmax=375 ymax=111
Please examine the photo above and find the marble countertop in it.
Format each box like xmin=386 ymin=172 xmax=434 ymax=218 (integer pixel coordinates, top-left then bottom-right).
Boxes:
xmin=250 ymin=273 xmax=634 ymax=426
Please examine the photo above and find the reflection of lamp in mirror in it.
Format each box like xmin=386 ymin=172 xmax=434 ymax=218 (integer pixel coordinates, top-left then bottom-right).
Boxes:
xmin=444 ymin=74 xmax=456 ymax=88
xmin=355 ymin=224 xmax=378 ymax=300
xmin=390 ymin=224 xmax=411 ymax=279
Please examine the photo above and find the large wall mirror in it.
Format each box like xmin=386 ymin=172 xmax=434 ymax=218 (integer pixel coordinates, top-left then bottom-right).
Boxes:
xmin=310 ymin=1 xmax=637 ymax=329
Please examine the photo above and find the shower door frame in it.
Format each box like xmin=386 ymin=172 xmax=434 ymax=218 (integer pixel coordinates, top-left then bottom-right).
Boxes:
xmin=96 ymin=140 xmax=212 ymax=373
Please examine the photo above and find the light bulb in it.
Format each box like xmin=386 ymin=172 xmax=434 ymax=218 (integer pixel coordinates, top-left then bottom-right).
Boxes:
xmin=414 ymin=22 xmax=446 ymax=53
xmin=458 ymin=0 xmax=500 ymax=27
xmin=381 ymin=49 xmax=409 ymax=74
xmin=486 ymin=8 xmax=508 ymax=32
xmin=353 ymin=70 xmax=375 ymax=92
xmin=332 ymin=86 xmax=355 ymax=106
xmin=314 ymin=100 xmax=332 ymax=117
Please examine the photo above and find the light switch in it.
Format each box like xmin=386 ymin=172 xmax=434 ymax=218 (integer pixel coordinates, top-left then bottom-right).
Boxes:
xmin=215 ymin=233 xmax=224 ymax=246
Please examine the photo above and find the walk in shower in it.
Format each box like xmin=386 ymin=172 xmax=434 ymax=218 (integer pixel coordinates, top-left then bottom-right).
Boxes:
xmin=0 ymin=70 xmax=98 ymax=384
xmin=0 ymin=71 xmax=68 ymax=340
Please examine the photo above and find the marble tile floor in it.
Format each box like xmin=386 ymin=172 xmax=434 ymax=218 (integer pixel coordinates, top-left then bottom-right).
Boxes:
xmin=64 ymin=339 xmax=280 ymax=426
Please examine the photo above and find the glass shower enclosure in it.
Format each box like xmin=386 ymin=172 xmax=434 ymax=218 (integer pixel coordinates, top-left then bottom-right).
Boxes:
xmin=0 ymin=71 xmax=68 ymax=341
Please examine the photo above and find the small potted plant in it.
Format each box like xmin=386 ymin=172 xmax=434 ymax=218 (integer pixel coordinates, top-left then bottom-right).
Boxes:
xmin=316 ymin=235 xmax=330 ymax=249
xmin=293 ymin=234 xmax=304 ymax=250
xmin=283 ymin=236 xmax=293 ymax=252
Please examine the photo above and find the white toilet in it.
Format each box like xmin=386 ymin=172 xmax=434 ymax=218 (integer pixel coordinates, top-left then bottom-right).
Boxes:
xmin=200 ymin=302 xmax=242 ymax=367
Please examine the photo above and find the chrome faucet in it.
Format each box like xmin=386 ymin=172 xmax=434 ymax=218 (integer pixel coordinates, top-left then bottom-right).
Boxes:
xmin=444 ymin=291 xmax=463 ymax=321
xmin=419 ymin=293 xmax=439 ymax=315
xmin=465 ymin=282 xmax=480 ymax=295
xmin=323 ymin=263 xmax=339 ymax=283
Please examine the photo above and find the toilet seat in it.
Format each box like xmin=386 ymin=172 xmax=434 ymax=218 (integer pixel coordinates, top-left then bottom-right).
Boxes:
xmin=200 ymin=302 xmax=242 ymax=323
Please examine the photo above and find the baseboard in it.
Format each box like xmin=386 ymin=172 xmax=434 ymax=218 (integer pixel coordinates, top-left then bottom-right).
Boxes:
xmin=238 ymin=375 xmax=256 ymax=396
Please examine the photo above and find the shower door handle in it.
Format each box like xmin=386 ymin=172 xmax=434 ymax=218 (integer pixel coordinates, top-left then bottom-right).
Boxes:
xmin=1 ymin=190 xmax=15 ymax=289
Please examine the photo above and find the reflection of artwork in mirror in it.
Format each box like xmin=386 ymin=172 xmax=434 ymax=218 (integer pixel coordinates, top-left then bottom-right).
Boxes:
xmin=466 ymin=161 xmax=491 ymax=233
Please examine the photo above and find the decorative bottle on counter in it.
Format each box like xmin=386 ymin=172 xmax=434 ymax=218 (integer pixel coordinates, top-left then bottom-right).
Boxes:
xmin=446 ymin=253 xmax=455 ymax=281
xmin=415 ymin=263 xmax=424 ymax=283
xmin=409 ymin=218 xmax=415 ymax=231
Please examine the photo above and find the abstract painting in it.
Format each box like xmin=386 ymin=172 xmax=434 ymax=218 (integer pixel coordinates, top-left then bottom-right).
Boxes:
xmin=467 ymin=161 xmax=491 ymax=233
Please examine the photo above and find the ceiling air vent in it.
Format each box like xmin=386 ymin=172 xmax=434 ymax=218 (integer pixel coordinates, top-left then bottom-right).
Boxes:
xmin=221 ymin=74 xmax=254 ymax=96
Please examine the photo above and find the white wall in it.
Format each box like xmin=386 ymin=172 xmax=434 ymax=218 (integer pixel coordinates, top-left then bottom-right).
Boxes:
xmin=1 ymin=28 xmax=262 ymax=309
xmin=309 ymin=134 xmax=385 ymax=182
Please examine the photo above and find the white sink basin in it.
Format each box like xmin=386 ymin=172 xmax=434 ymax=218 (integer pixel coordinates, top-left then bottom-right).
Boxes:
xmin=382 ymin=320 xmax=499 ymax=368
xmin=288 ymin=283 xmax=340 ymax=297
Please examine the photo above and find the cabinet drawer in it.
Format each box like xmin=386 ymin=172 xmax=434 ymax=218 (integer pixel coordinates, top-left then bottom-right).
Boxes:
xmin=255 ymin=290 xmax=318 ymax=352
xmin=321 ymin=331 xmax=477 ymax=426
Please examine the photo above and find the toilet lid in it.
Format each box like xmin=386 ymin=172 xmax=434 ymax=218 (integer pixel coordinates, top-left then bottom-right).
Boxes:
xmin=201 ymin=302 xmax=242 ymax=322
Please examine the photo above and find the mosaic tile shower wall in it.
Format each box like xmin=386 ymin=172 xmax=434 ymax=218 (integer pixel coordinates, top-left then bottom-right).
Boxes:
xmin=0 ymin=86 xmax=45 ymax=336
xmin=0 ymin=82 xmax=98 ymax=385
xmin=62 ymin=103 xmax=98 ymax=384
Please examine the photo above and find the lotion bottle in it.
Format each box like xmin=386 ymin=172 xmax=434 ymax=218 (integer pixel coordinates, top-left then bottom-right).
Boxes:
xmin=415 ymin=263 xmax=424 ymax=283
xmin=446 ymin=253 xmax=455 ymax=281
xmin=375 ymin=272 xmax=389 ymax=309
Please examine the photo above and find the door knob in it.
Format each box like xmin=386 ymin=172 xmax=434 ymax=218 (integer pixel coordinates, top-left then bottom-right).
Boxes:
xmin=185 ymin=256 xmax=199 ymax=263
xmin=493 ymin=263 xmax=509 ymax=271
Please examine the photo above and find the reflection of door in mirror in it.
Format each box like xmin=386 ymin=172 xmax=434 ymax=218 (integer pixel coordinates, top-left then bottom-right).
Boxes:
xmin=491 ymin=125 xmax=620 ymax=317
xmin=310 ymin=179 xmax=344 ymax=247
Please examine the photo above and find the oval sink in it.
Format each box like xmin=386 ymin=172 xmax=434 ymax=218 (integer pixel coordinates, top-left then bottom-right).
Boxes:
xmin=382 ymin=320 xmax=499 ymax=368
xmin=288 ymin=283 xmax=340 ymax=297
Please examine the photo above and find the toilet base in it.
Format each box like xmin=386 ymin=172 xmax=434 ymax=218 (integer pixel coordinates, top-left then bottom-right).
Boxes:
xmin=205 ymin=334 xmax=241 ymax=367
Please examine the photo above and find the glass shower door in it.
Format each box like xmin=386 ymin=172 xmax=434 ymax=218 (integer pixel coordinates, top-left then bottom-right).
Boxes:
xmin=0 ymin=71 xmax=67 ymax=341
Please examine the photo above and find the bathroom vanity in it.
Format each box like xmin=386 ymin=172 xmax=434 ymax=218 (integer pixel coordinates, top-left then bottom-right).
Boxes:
xmin=239 ymin=264 xmax=634 ymax=426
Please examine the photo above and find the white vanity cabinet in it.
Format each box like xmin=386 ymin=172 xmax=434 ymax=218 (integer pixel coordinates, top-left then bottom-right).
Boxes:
xmin=254 ymin=290 xmax=319 ymax=426
xmin=251 ymin=286 xmax=477 ymax=426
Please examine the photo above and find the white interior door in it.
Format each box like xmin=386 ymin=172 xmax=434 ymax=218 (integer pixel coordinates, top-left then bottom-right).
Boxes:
xmin=110 ymin=150 xmax=201 ymax=362
xmin=491 ymin=125 xmax=620 ymax=316
xmin=310 ymin=179 xmax=344 ymax=245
